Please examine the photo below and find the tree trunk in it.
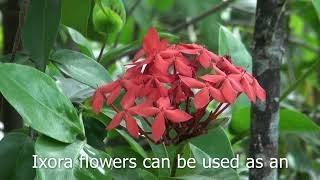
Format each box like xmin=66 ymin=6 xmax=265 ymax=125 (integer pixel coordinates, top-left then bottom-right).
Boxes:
xmin=1 ymin=0 xmax=23 ymax=132
xmin=250 ymin=0 xmax=287 ymax=180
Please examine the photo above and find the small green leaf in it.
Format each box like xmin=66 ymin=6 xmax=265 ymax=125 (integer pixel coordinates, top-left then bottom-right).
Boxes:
xmin=93 ymin=0 xmax=126 ymax=35
xmin=116 ymin=129 xmax=148 ymax=159
xmin=219 ymin=26 xmax=252 ymax=70
xmin=190 ymin=126 xmax=234 ymax=159
xmin=65 ymin=26 xmax=94 ymax=57
xmin=0 ymin=133 xmax=35 ymax=180
xmin=22 ymin=0 xmax=61 ymax=71
xmin=35 ymin=136 xmax=112 ymax=180
xmin=177 ymin=144 xmax=239 ymax=180
xmin=312 ymin=0 xmax=320 ymax=20
xmin=51 ymin=49 xmax=112 ymax=88
xmin=61 ymin=0 xmax=91 ymax=36
xmin=0 ymin=63 xmax=84 ymax=143
xmin=230 ymin=107 xmax=320 ymax=134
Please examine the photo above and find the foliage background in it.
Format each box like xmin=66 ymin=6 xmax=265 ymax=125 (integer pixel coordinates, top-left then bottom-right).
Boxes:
xmin=0 ymin=0 xmax=319 ymax=179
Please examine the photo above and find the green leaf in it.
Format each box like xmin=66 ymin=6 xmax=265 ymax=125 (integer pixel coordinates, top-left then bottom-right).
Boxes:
xmin=93 ymin=0 xmax=126 ymax=35
xmin=100 ymin=42 xmax=139 ymax=66
xmin=55 ymin=76 xmax=94 ymax=103
xmin=230 ymin=107 xmax=320 ymax=134
xmin=0 ymin=133 xmax=35 ymax=180
xmin=312 ymin=0 xmax=320 ymax=20
xmin=61 ymin=0 xmax=91 ymax=36
xmin=64 ymin=26 xmax=94 ymax=57
xmin=177 ymin=144 xmax=238 ymax=180
xmin=51 ymin=49 xmax=112 ymax=88
xmin=22 ymin=0 xmax=61 ymax=71
xmin=219 ymin=26 xmax=252 ymax=70
xmin=0 ymin=63 xmax=84 ymax=143
xmin=35 ymin=136 xmax=112 ymax=180
xmin=190 ymin=126 xmax=234 ymax=159
xmin=115 ymin=129 xmax=148 ymax=159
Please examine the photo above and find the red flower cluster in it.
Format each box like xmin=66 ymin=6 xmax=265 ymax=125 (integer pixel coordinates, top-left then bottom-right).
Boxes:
xmin=91 ymin=27 xmax=266 ymax=144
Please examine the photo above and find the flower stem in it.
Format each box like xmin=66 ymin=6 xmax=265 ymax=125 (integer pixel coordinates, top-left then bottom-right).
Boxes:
xmin=170 ymin=141 xmax=187 ymax=177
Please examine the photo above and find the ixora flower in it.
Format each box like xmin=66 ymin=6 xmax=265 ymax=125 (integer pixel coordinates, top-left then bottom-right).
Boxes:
xmin=91 ymin=27 xmax=266 ymax=144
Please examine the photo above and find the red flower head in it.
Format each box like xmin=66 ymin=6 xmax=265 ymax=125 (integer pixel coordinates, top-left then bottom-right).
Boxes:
xmin=91 ymin=27 xmax=266 ymax=144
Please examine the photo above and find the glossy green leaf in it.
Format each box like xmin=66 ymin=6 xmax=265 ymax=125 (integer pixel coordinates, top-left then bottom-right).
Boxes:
xmin=176 ymin=144 xmax=238 ymax=180
xmin=312 ymin=0 xmax=320 ymax=20
xmin=100 ymin=42 xmax=139 ymax=66
xmin=219 ymin=26 xmax=252 ymax=70
xmin=115 ymin=129 xmax=148 ymax=159
xmin=22 ymin=0 xmax=61 ymax=71
xmin=65 ymin=26 xmax=94 ymax=57
xmin=61 ymin=0 xmax=91 ymax=36
xmin=55 ymin=76 xmax=94 ymax=103
xmin=51 ymin=49 xmax=112 ymax=88
xmin=35 ymin=136 xmax=112 ymax=180
xmin=0 ymin=133 xmax=35 ymax=180
xmin=93 ymin=0 xmax=126 ymax=35
xmin=0 ymin=63 xmax=84 ymax=143
xmin=190 ymin=126 xmax=234 ymax=159
xmin=230 ymin=107 xmax=320 ymax=134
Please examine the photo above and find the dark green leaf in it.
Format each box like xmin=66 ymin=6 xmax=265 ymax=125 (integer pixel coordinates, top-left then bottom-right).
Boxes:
xmin=190 ymin=126 xmax=234 ymax=159
xmin=51 ymin=49 xmax=112 ymax=88
xmin=230 ymin=107 xmax=320 ymax=134
xmin=100 ymin=42 xmax=139 ymax=66
xmin=115 ymin=129 xmax=148 ymax=159
xmin=0 ymin=63 xmax=84 ymax=143
xmin=0 ymin=133 xmax=35 ymax=180
xmin=219 ymin=26 xmax=252 ymax=70
xmin=35 ymin=136 xmax=112 ymax=180
xmin=61 ymin=0 xmax=91 ymax=36
xmin=64 ymin=26 xmax=94 ymax=57
xmin=22 ymin=0 xmax=61 ymax=71
xmin=312 ymin=0 xmax=320 ymax=20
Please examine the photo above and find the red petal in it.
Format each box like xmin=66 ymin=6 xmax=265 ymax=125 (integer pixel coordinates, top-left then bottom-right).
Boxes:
xmin=198 ymin=51 xmax=211 ymax=68
xmin=160 ymin=38 xmax=169 ymax=50
xmin=164 ymin=109 xmax=192 ymax=122
xmin=209 ymin=87 xmax=226 ymax=103
xmin=143 ymin=27 xmax=160 ymax=55
xmin=154 ymin=54 xmax=170 ymax=74
xmin=179 ymin=75 xmax=205 ymax=88
xmin=200 ymin=74 xmax=225 ymax=84
xmin=228 ymin=74 xmax=243 ymax=92
xmin=157 ymin=97 xmax=171 ymax=109
xmin=91 ymin=90 xmax=104 ymax=114
xmin=120 ymin=90 xmax=136 ymax=109
xmin=179 ymin=49 xmax=200 ymax=55
xmin=253 ymin=79 xmax=266 ymax=101
xmin=194 ymin=87 xmax=210 ymax=109
xmin=106 ymin=85 xmax=122 ymax=105
xmin=132 ymin=106 xmax=160 ymax=118
xmin=107 ymin=112 xmax=124 ymax=130
xmin=160 ymin=49 xmax=180 ymax=58
xmin=241 ymin=77 xmax=256 ymax=103
xmin=206 ymin=51 xmax=221 ymax=62
xmin=152 ymin=112 xmax=166 ymax=142
xmin=124 ymin=113 xmax=140 ymax=138
xmin=99 ymin=81 xmax=120 ymax=92
xmin=132 ymin=49 xmax=145 ymax=62
xmin=221 ymin=79 xmax=238 ymax=103
xmin=212 ymin=64 xmax=227 ymax=76
xmin=175 ymin=59 xmax=192 ymax=77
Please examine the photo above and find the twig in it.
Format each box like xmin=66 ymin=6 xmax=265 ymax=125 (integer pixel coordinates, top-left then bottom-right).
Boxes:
xmin=170 ymin=0 xmax=237 ymax=33
xmin=97 ymin=41 xmax=107 ymax=62
xmin=11 ymin=0 xmax=30 ymax=61
xmin=280 ymin=60 xmax=320 ymax=101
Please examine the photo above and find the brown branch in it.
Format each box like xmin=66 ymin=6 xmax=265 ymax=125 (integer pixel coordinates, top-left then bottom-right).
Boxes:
xmin=170 ymin=0 xmax=237 ymax=33
xmin=11 ymin=0 xmax=30 ymax=62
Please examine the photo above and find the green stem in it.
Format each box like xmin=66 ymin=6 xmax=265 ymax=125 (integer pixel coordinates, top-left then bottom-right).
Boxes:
xmin=280 ymin=60 xmax=320 ymax=101
xmin=170 ymin=141 xmax=187 ymax=177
